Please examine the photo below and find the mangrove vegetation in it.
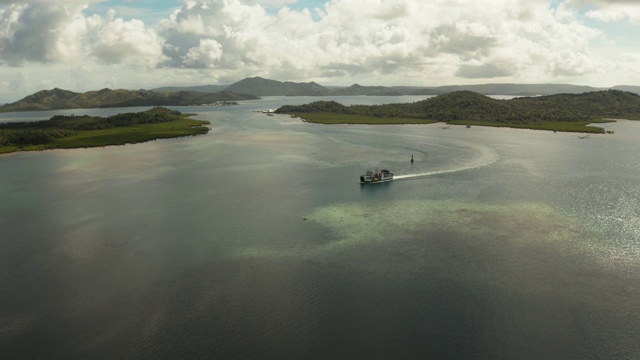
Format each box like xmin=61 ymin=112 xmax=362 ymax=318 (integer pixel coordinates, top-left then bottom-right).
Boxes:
xmin=0 ymin=107 xmax=210 ymax=154
xmin=276 ymin=90 xmax=640 ymax=132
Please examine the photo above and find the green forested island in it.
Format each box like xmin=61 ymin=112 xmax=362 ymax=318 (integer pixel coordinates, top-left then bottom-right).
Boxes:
xmin=276 ymin=90 xmax=640 ymax=132
xmin=0 ymin=107 xmax=209 ymax=154
xmin=0 ymin=88 xmax=258 ymax=113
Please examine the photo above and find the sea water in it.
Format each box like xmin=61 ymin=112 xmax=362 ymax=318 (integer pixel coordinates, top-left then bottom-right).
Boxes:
xmin=1 ymin=97 xmax=639 ymax=359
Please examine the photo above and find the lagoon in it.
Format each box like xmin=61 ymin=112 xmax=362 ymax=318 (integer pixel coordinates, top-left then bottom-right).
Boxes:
xmin=1 ymin=96 xmax=639 ymax=359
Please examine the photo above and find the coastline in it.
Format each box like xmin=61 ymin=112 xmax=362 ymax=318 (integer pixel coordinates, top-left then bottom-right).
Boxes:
xmin=0 ymin=109 xmax=210 ymax=155
xmin=289 ymin=112 xmax=615 ymax=133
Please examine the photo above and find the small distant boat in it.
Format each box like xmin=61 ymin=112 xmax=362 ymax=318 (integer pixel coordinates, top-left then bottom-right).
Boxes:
xmin=360 ymin=169 xmax=393 ymax=183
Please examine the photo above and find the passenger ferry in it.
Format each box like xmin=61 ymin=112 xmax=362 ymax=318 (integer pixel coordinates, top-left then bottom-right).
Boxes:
xmin=360 ymin=169 xmax=393 ymax=183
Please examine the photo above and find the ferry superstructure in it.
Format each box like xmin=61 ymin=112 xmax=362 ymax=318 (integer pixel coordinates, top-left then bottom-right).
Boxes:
xmin=360 ymin=169 xmax=393 ymax=183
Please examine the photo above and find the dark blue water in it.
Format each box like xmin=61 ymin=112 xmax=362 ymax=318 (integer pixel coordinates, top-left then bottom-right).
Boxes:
xmin=1 ymin=97 xmax=639 ymax=359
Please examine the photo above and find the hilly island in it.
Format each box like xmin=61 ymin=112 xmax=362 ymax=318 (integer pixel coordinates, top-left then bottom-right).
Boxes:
xmin=276 ymin=90 xmax=640 ymax=133
xmin=0 ymin=107 xmax=209 ymax=154
xmin=0 ymin=88 xmax=258 ymax=112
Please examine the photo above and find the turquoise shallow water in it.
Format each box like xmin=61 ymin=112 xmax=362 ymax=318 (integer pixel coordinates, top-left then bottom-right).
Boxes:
xmin=1 ymin=97 xmax=639 ymax=359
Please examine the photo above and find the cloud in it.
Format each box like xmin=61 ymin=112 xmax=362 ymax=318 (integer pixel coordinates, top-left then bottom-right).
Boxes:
xmin=428 ymin=24 xmax=497 ymax=58
xmin=91 ymin=10 xmax=166 ymax=67
xmin=585 ymin=6 xmax=640 ymax=23
xmin=0 ymin=0 xmax=637 ymax=101
xmin=182 ymin=38 xmax=223 ymax=68
xmin=245 ymin=0 xmax=297 ymax=6
xmin=456 ymin=62 xmax=513 ymax=79
xmin=0 ymin=0 xmax=95 ymax=3
xmin=0 ymin=0 xmax=608 ymax=79
xmin=569 ymin=0 xmax=640 ymax=6
xmin=0 ymin=3 xmax=86 ymax=65
xmin=568 ymin=0 xmax=640 ymax=22
xmin=0 ymin=2 xmax=165 ymax=67
xmin=158 ymin=0 xmax=275 ymax=70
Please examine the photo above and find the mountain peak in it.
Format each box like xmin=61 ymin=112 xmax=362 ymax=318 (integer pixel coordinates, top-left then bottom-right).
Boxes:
xmin=226 ymin=76 xmax=329 ymax=96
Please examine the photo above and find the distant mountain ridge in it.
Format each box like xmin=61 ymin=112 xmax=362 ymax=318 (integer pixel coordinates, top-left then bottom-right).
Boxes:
xmin=152 ymin=84 xmax=229 ymax=93
xmin=612 ymin=85 xmax=640 ymax=94
xmin=432 ymin=83 xmax=605 ymax=96
xmin=155 ymin=77 xmax=635 ymax=97
xmin=0 ymin=88 xmax=258 ymax=112
xmin=4 ymin=76 xmax=640 ymax=112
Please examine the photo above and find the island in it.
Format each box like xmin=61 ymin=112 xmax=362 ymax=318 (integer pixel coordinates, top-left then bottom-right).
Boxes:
xmin=0 ymin=88 xmax=259 ymax=113
xmin=275 ymin=90 xmax=640 ymax=133
xmin=0 ymin=107 xmax=210 ymax=154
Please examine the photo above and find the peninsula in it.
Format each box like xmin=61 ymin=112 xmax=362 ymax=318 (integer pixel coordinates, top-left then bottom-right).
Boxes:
xmin=0 ymin=107 xmax=209 ymax=154
xmin=275 ymin=90 xmax=640 ymax=133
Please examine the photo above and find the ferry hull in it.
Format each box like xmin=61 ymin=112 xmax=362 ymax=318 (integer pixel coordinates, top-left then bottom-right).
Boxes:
xmin=359 ymin=169 xmax=394 ymax=183
xmin=360 ymin=177 xmax=393 ymax=184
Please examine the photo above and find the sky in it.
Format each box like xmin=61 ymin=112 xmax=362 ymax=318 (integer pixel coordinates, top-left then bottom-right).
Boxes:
xmin=1 ymin=0 xmax=640 ymax=102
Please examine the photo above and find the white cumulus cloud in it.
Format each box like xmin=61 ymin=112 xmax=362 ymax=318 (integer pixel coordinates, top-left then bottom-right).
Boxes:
xmin=91 ymin=10 xmax=166 ymax=67
xmin=568 ymin=0 xmax=640 ymax=22
xmin=0 ymin=0 xmax=639 ymax=101
xmin=0 ymin=2 xmax=166 ymax=68
xmin=183 ymin=38 xmax=224 ymax=68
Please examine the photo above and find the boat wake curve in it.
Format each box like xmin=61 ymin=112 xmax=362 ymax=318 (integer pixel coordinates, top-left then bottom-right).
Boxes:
xmin=394 ymin=146 xmax=499 ymax=181
xmin=394 ymin=169 xmax=467 ymax=180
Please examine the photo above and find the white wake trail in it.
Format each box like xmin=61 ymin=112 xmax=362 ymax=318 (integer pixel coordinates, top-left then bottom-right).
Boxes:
xmin=395 ymin=169 xmax=470 ymax=180
xmin=394 ymin=145 xmax=499 ymax=180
